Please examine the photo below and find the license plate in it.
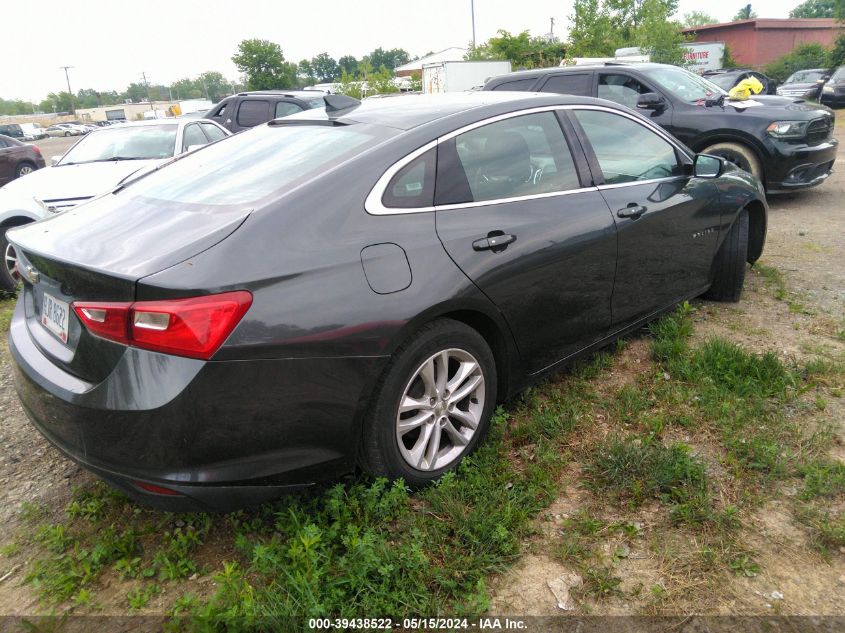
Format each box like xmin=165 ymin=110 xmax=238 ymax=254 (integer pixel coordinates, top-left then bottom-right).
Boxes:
xmin=41 ymin=293 xmax=69 ymax=344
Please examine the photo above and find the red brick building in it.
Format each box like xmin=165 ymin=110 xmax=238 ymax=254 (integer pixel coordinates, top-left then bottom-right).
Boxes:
xmin=681 ymin=18 xmax=844 ymax=68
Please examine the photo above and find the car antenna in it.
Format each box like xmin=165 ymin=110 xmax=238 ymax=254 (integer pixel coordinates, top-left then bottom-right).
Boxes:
xmin=323 ymin=94 xmax=361 ymax=114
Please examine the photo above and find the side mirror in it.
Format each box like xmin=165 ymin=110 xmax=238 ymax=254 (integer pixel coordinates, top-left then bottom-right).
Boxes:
xmin=694 ymin=154 xmax=722 ymax=178
xmin=636 ymin=92 xmax=666 ymax=110
xmin=50 ymin=156 xmax=62 ymax=166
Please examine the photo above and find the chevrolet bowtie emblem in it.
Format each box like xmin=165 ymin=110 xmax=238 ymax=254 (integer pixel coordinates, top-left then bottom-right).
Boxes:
xmin=25 ymin=265 xmax=40 ymax=284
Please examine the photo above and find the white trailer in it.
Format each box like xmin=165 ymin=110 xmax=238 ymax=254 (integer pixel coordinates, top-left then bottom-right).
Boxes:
xmin=422 ymin=60 xmax=512 ymax=94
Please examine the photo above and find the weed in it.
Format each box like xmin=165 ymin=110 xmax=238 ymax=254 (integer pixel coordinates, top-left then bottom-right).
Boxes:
xmin=794 ymin=506 xmax=845 ymax=556
xmin=128 ymin=583 xmax=161 ymax=610
xmin=798 ymin=460 xmax=845 ymax=500
xmin=582 ymin=565 xmax=623 ymax=598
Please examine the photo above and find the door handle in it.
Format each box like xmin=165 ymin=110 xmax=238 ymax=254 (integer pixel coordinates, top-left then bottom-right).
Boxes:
xmin=472 ymin=233 xmax=516 ymax=251
xmin=617 ymin=204 xmax=647 ymax=219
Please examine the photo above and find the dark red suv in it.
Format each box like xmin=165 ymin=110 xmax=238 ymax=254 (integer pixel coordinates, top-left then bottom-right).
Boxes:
xmin=0 ymin=134 xmax=46 ymax=185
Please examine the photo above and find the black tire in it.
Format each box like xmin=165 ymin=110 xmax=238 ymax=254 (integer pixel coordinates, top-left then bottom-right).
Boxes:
xmin=702 ymin=142 xmax=763 ymax=182
xmin=0 ymin=231 xmax=21 ymax=294
xmin=64 ymin=131 xmax=71 ymax=137
xmin=359 ymin=318 xmax=497 ymax=487
xmin=14 ymin=161 xmax=35 ymax=179
xmin=704 ymin=209 xmax=749 ymax=302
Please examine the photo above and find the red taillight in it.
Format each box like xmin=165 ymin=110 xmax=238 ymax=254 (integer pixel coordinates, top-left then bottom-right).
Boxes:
xmin=72 ymin=291 xmax=252 ymax=360
xmin=32 ymin=145 xmax=42 ymax=155
xmin=134 ymin=481 xmax=182 ymax=496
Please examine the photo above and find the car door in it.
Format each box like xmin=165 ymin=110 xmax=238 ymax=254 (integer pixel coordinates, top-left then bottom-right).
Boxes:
xmin=568 ymin=107 xmax=721 ymax=327
xmin=434 ymin=110 xmax=618 ymax=373
xmin=0 ymin=138 xmax=12 ymax=185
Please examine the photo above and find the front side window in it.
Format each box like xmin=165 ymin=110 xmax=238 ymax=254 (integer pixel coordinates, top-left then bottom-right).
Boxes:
xmin=573 ymin=110 xmax=681 ymax=184
xmin=445 ymin=111 xmax=580 ymax=204
xmin=200 ymin=123 xmax=227 ymax=142
xmin=598 ymin=74 xmax=652 ymax=109
xmin=182 ymin=124 xmax=207 ymax=151
xmin=236 ymin=100 xmax=270 ymax=127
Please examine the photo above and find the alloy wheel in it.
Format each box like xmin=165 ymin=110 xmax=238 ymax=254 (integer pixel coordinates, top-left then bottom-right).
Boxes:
xmin=4 ymin=242 xmax=20 ymax=284
xmin=18 ymin=164 xmax=33 ymax=176
xmin=395 ymin=348 xmax=485 ymax=471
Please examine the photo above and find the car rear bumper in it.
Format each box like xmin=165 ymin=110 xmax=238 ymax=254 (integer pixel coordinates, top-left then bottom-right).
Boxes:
xmin=9 ymin=298 xmax=387 ymax=511
xmin=766 ymin=137 xmax=838 ymax=193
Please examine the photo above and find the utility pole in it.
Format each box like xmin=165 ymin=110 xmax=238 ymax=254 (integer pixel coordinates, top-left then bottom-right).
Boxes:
xmin=470 ymin=0 xmax=476 ymax=48
xmin=141 ymin=72 xmax=154 ymax=112
xmin=60 ymin=65 xmax=74 ymax=114
xmin=550 ymin=17 xmax=555 ymax=39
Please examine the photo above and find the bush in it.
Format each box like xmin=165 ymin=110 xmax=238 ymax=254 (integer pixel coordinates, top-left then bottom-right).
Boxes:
xmin=764 ymin=43 xmax=831 ymax=83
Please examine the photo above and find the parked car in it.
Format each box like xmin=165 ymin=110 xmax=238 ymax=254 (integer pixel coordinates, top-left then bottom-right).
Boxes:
xmin=702 ymin=68 xmax=777 ymax=95
xmin=0 ymin=124 xmax=24 ymax=140
xmin=0 ymin=134 xmax=45 ymax=186
xmin=821 ymin=66 xmax=845 ymax=108
xmin=776 ymin=68 xmax=829 ymax=100
xmin=21 ymin=124 xmax=49 ymax=141
xmin=204 ymin=90 xmax=326 ymax=133
xmin=46 ymin=124 xmax=82 ymax=137
xmin=483 ymin=62 xmax=837 ymax=192
xmin=7 ymin=92 xmax=767 ymax=510
xmin=0 ymin=118 xmax=229 ymax=291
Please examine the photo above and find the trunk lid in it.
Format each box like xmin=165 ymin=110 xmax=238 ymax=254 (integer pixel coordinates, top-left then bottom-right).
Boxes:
xmin=8 ymin=191 xmax=251 ymax=383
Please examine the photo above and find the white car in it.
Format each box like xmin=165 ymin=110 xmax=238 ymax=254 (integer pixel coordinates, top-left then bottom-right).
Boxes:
xmin=55 ymin=123 xmax=88 ymax=135
xmin=0 ymin=118 xmax=230 ymax=291
xmin=21 ymin=124 xmax=49 ymax=141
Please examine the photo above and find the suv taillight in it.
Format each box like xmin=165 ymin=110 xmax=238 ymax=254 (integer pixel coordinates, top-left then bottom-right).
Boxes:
xmin=72 ymin=291 xmax=252 ymax=360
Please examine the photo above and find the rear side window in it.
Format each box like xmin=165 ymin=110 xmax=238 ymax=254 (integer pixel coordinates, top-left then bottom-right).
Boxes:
xmin=182 ymin=124 xmax=207 ymax=151
xmin=573 ymin=109 xmax=681 ymax=184
xmin=275 ymin=102 xmax=303 ymax=118
xmin=382 ymin=147 xmax=436 ymax=209
xmin=236 ymin=100 xmax=270 ymax=127
xmin=541 ymin=73 xmax=592 ymax=95
xmin=491 ymin=78 xmax=536 ymax=92
xmin=439 ymin=111 xmax=580 ymax=204
xmin=0 ymin=138 xmax=8 ymax=148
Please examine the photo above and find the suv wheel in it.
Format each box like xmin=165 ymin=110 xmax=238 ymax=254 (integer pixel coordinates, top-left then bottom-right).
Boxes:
xmin=702 ymin=142 xmax=762 ymax=182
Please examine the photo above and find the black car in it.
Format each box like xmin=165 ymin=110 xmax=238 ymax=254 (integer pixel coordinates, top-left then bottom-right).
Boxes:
xmin=776 ymin=68 xmax=829 ymax=100
xmin=821 ymin=66 xmax=845 ymax=108
xmin=204 ymin=90 xmax=326 ymax=133
xmin=0 ymin=124 xmax=24 ymax=140
xmin=483 ymin=63 xmax=837 ymax=192
xmin=9 ymin=92 xmax=767 ymax=511
xmin=702 ymin=68 xmax=777 ymax=95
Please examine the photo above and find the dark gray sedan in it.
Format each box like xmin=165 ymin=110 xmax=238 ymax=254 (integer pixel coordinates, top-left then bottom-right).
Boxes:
xmin=7 ymin=92 xmax=767 ymax=511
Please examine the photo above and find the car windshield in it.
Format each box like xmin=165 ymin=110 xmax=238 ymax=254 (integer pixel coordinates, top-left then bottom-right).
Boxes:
xmin=122 ymin=122 xmax=392 ymax=207
xmin=831 ymin=67 xmax=845 ymax=81
xmin=786 ymin=70 xmax=826 ymax=83
xmin=645 ymin=66 xmax=727 ymax=102
xmin=59 ymin=125 xmax=178 ymax=165
xmin=705 ymin=73 xmax=739 ymax=90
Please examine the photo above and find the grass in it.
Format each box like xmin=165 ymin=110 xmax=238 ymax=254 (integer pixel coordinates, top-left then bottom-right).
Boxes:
xmin=6 ymin=289 xmax=843 ymax=621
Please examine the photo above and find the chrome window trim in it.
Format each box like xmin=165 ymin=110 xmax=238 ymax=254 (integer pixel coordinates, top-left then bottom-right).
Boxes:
xmin=365 ymin=104 xmax=693 ymax=216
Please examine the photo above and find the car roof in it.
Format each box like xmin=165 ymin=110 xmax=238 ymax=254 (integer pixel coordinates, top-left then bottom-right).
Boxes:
xmin=233 ymin=90 xmax=325 ymax=99
xmin=281 ymin=91 xmax=625 ymax=131
xmin=487 ymin=62 xmax=674 ymax=84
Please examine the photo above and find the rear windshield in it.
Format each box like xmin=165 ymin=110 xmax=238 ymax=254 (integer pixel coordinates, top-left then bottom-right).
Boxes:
xmin=122 ymin=122 xmax=390 ymax=206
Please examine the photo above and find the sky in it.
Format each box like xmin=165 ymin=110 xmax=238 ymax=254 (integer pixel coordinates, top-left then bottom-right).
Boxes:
xmin=1 ymin=0 xmax=803 ymax=103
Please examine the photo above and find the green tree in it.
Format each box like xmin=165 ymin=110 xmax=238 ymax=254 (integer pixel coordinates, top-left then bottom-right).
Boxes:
xmin=312 ymin=52 xmax=340 ymax=82
xmin=790 ymin=0 xmax=835 ymax=17
xmin=39 ymin=92 xmax=75 ymax=113
xmin=171 ymin=78 xmax=202 ymax=100
xmin=196 ymin=71 xmax=230 ymax=102
xmin=232 ymin=38 xmax=297 ymax=90
xmin=830 ymin=33 xmax=845 ymax=67
xmin=0 ymin=98 xmax=37 ymax=115
xmin=297 ymin=59 xmax=316 ymax=85
xmin=636 ymin=0 xmax=688 ymax=65
xmin=683 ymin=10 xmax=718 ymax=26
xmin=338 ymin=55 xmax=359 ymax=77
xmin=567 ymin=0 xmax=624 ymax=56
xmin=763 ymin=43 xmax=831 ymax=81
xmin=468 ymin=29 xmax=566 ymax=68
xmin=362 ymin=48 xmax=410 ymax=73
xmin=733 ymin=4 xmax=757 ymax=20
